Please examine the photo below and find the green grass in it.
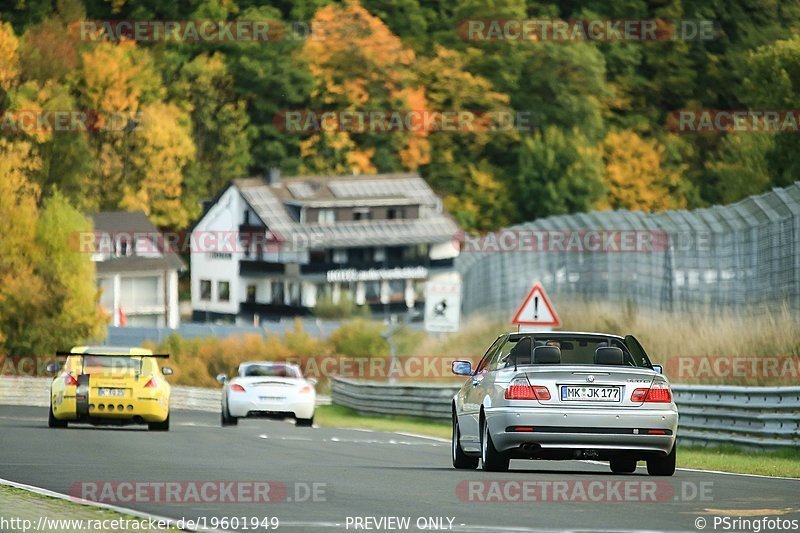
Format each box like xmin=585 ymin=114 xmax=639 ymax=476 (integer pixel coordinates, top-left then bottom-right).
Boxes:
xmin=315 ymin=405 xmax=800 ymax=477
xmin=678 ymin=445 xmax=800 ymax=478
xmin=315 ymin=404 xmax=451 ymax=439
xmin=0 ymin=484 xmax=179 ymax=531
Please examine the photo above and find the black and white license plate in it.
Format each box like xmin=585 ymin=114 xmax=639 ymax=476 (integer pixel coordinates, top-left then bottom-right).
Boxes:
xmin=97 ymin=388 xmax=125 ymax=397
xmin=260 ymin=396 xmax=285 ymax=402
xmin=560 ymin=386 xmax=621 ymax=402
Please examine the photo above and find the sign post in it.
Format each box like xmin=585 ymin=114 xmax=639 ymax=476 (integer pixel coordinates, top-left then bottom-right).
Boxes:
xmin=424 ymin=281 xmax=461 ymax=333
xmin=511 ymin=282 xmax=560 ymax=333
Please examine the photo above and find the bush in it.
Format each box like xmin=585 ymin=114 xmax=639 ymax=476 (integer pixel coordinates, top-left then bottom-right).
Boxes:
xmin=329 ymin=319 xmax=388 ymax=357
xmin=312 ymin=293 xmax=369 ymax=319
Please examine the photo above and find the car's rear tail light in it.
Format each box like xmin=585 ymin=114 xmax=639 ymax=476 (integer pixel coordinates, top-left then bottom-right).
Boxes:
xmin=505 ymin=376 xmax=550 ymax=400
xmin=64 ymin=374 xmax=79 ymax=387
xmin=631 ymin=381 xmax=672 ymax=403
xmin=299 ymin=385 xmax=313 ymax=394
xmin=144 ymin=378 xmax=156 ymax=388
xmin=231 ymin=383 xmax=246 ymax=392
xmin=532 ymin=386 xmax=551 ymax=400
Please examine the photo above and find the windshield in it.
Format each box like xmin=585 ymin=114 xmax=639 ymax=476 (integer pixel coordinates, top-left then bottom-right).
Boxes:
xmin=241 ymin=364 xmax=300 ymax=378
xmin=497 ymin=335 xmax=650 ymax=368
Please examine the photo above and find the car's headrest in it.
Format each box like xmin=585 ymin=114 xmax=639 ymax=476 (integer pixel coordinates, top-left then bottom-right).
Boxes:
xmin=507 ymin=337 xmax=533 ymax=366
xmin=533 ymin=345 xmax=561 ymax=364
xmin=594 ymin=346 xmax=624 ymax=365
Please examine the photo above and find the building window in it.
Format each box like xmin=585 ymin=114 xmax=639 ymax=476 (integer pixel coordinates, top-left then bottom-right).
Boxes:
xmin=271 ymin=281 xmax=284 ymax=304
xmin=387 ymin=208 xmax=404 ymax=220
xmin=318 ymin=209 xmax=335 ymax=225
xmin=117 ymin=236 xmax=131 ymax=257
xmin=218 ymin=281 xmax=230 ymax=302
xmin=246 ymin=284 xmax=257 ymax=303
xmin=288 ymin=283 xmax=300 ymax=306
xmin=354 ymin=208 xmax=370 ymax=221
xmin=200 ymin=280 xmax=211 ymax=301
xmin=332 ymin=249 xmax=348 ymax=264
xmin=365 ymin=281 xmax=381 ymax=303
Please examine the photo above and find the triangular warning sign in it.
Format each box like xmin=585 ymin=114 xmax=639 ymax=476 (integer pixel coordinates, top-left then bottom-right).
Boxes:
xmin=511 ymin=283 xmax=561 ymax=327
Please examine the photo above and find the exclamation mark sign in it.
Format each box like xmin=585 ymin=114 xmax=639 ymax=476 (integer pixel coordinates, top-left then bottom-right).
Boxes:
xmin=533 ymin=296 xmax=539 ymax=319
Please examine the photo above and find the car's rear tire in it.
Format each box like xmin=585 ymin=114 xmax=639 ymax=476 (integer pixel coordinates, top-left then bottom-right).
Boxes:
xmin=452 ymin=414 xmax=479 ymax=469
xmin=295 ymin=416 xmax=314 ymax=427
xmin=148 ymin=414 xmax=169 ymax=431
xmin=221 ymin=402 xmax=238 ymax=426
xmin=647 ymin=445 xmax=676 ymax=476
xmin=480 ymin=416 xmax=509 ymax=472
xmin=610 ymin=457 xmax=638 ymax=473
xmin=48 ymin=404 xmax=67 ymax=428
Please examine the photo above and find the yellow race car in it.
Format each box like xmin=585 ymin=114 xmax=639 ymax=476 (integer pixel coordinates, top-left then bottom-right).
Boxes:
xmin=48 ymin=346 xmax=172 ymax=431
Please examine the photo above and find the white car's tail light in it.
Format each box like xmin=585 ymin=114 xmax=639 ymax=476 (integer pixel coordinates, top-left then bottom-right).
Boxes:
xmin=298 ymin=385 xmax=313 ymax=394
xmin=504 ymin=376 xmax=551 ymax=400
xmin=231 ymin=383 xmax=246 ymax=393
xmin=631 ymin=380 xmax=672 ymax=403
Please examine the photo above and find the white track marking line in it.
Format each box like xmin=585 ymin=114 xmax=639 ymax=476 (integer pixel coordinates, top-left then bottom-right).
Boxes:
xmin=0 ymin=476 xmax=227 ymax=532
xmin=581 ymin=460 xmax=800 ymax=481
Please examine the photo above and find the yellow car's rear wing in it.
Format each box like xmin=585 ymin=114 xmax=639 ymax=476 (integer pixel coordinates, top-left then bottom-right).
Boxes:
xmin=55 ymin=351 xmax=170 ymax=377
xmin=56 ymin=351 xmax=170 ymax=358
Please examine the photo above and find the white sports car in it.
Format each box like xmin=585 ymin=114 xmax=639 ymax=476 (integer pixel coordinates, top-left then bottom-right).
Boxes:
xmin=218 ymin=362 xmax=316 ymax=427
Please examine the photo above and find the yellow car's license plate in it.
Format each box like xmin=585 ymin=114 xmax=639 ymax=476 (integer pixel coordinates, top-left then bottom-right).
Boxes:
xmin=98 ymin=388 xmax=126 ymax=397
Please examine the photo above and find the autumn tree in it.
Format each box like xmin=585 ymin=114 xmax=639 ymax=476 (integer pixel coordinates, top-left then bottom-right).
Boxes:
xmin=174 ymin=53 xmax=251 ymax=202
xmin=0 ymin=21 xmax=19 ymax=91
xmin=300 ymin=0 xmax=429 ymax=174
xmin=0 ymin=139 xmax=47 ymax=354
xmin=599 ymin=130 xmax=686 ymax=212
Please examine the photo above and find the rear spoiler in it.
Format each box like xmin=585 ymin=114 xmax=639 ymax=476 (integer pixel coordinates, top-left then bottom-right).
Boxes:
xmin=56 ymin=351 xmax=169 ymax=358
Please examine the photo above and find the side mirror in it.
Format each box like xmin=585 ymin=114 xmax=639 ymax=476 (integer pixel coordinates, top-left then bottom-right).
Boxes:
xmin=452 ymin=360 xmax=472 ymax=376
xmin=216 ymin=374 xmax=228 ymax=384
xmin=161 ymin=367 xmax=174 ymax=376
xmin=652 ymin=364 xmax=663 ymax=374
xmin=46 ymin=362 xmax=61 ymax=374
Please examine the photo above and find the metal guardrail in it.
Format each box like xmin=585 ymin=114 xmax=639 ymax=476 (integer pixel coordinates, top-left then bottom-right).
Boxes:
xmin=331 ymin=378 xmax=800 ymax=449
xmin=0 ymin=377 xmax=330 ymax=412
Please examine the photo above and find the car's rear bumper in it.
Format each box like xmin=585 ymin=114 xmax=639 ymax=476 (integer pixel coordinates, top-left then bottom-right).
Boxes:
xmin=51 ymin=392 xmax=169 ymax=423
xmin=228 ymin=395 xmax=315 ymax=419
xmin=485 ymin=406 xmax=678 ymax=456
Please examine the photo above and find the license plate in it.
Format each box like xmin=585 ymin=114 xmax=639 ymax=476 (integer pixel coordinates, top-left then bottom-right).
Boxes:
xmin=561 ymin=386 xmax=620 ymax=402
xmin=260 ymin=396 xmax=285 ymax=402
xmin=98 ymin=388 xmax=125 ymax=397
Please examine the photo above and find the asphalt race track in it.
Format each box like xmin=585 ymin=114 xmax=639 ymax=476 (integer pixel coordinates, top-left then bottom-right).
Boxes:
xmin=1 ymin=406 xmax=799 ymax=532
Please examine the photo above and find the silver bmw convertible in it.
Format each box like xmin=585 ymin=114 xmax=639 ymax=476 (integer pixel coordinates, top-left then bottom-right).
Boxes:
xmin=451 ymin=332 xmax=678 ymax=475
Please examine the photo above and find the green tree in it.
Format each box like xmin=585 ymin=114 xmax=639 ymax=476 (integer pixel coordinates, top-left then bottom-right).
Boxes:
xmin=513 ymin=127 xmax=606 ymax=220
xmin=31 ymin=192 xmax=108 ymax=353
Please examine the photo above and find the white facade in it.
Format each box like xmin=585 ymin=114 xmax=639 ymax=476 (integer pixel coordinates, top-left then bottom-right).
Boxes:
xmin=190 ymin=178 xmax=461 ymax=323
xmin=97 ymin=270 xmax=180 ymax=328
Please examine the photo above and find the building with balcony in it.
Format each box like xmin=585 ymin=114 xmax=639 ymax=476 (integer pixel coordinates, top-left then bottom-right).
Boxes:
xmin=190 ymin=172 xmax=461 ymax=323
xmin=90 ymin=211 xmax=185 ymax=328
